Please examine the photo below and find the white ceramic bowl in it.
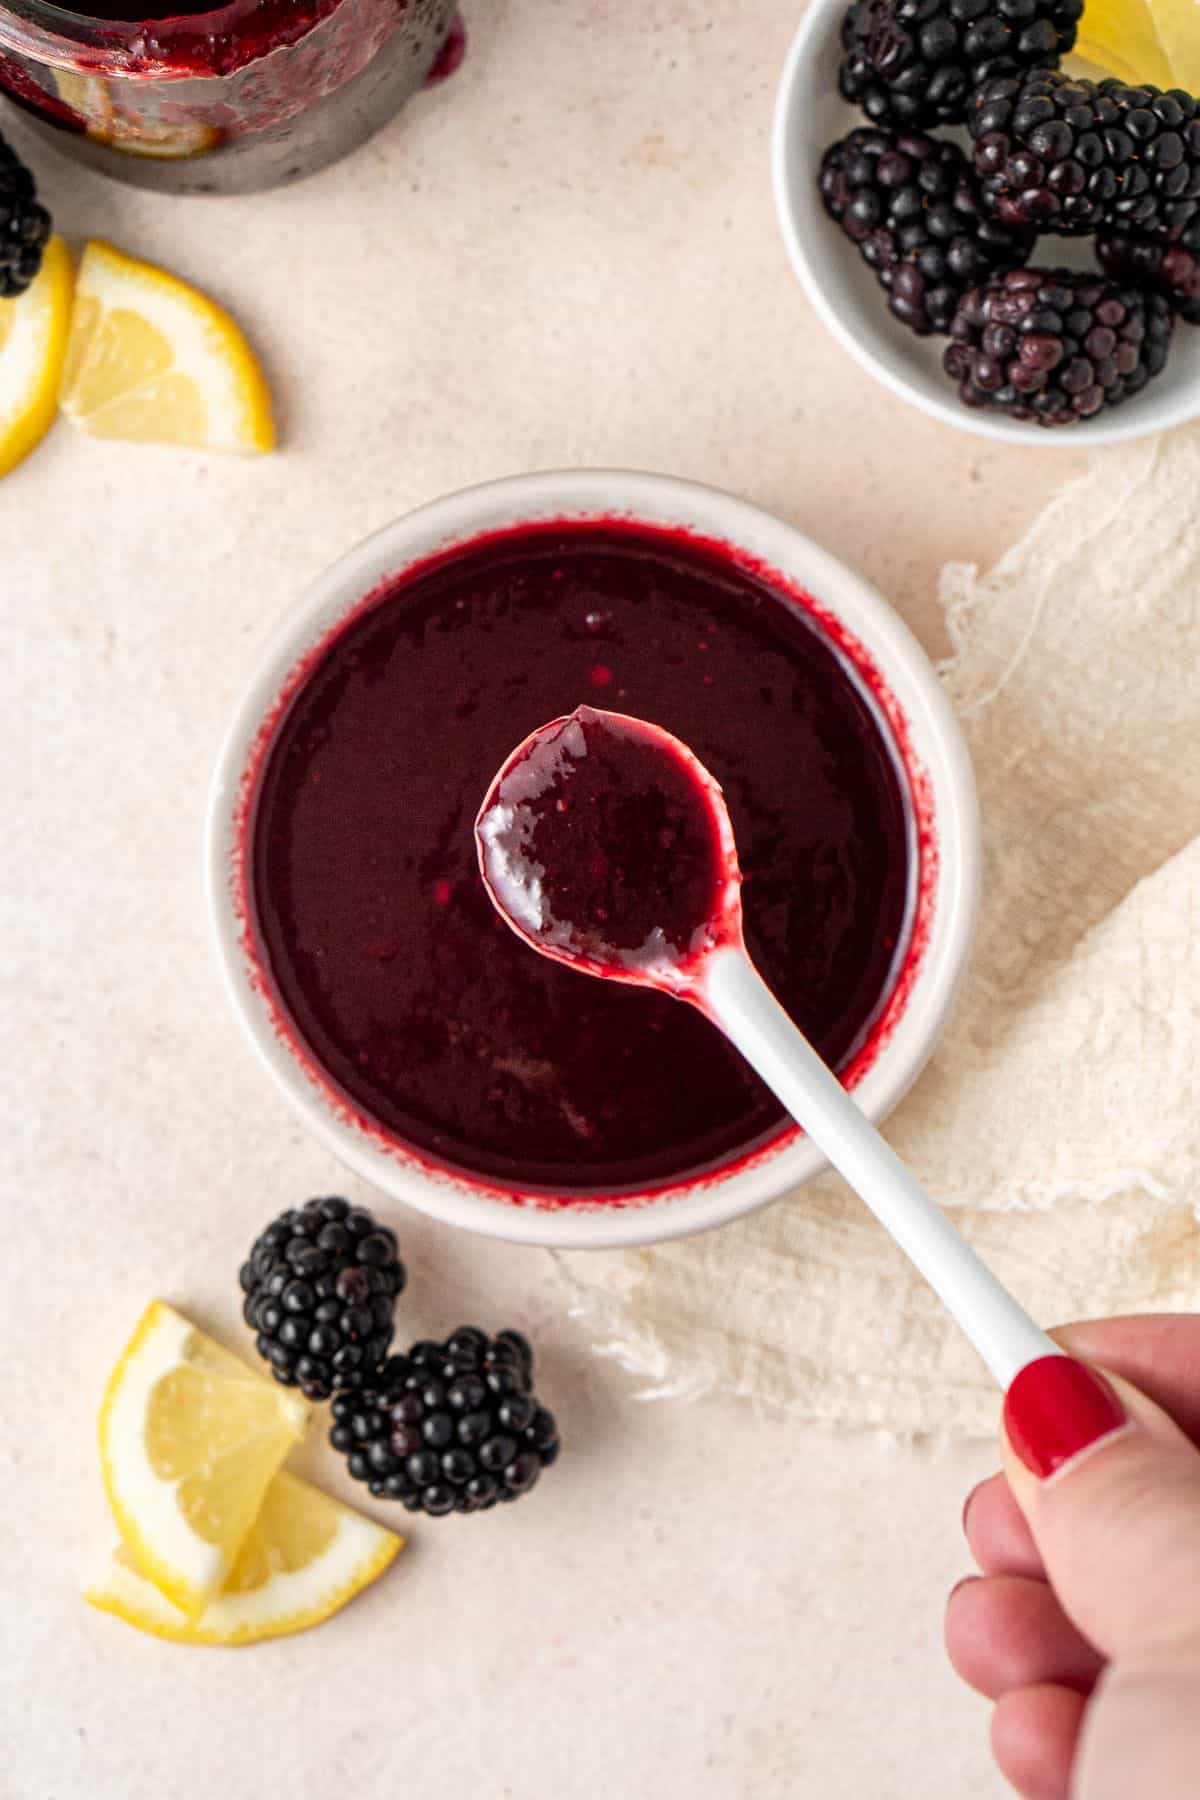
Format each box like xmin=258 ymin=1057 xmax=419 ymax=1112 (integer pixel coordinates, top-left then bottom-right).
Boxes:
xmin=206 ymin=470 xmax=979 ymax=1249
xmin=772 ymin=4 xmax=1200 ymax=447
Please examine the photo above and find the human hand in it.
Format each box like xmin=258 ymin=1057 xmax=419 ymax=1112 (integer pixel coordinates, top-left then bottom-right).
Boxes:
xmin=945 ymin=1316 xmax=1200 ymax=1799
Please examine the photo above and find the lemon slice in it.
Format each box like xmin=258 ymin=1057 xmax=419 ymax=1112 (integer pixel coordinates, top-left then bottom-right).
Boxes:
xmin=1075 ymin=0 xmax=1200 ymax=87
xmin=1153 ymin=0 xmax=1200 ymax=88
xmin=53 ymin=72 xmax=115 ymax=141
xmin=110 ymin=123 xmax=222 ymax=162
xmin=85 ymin=1470 xmax=402 ymax=1645
xmin=54 ymin=78 xmax=223 ymax=159
xmin=0 ymin=236 xmax=73 ymax=480
xmin=60 ymin=240 xmax=275 ymax=453
xmin=98 ymin=1301 xmax=309 ymax=1616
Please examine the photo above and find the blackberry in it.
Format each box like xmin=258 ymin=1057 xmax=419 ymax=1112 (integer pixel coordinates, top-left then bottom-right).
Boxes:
xmin=330 ymin=1327 xmax=561 ymax=1516
xmin=943 ymin=266 xmax=1174 ymax=426
xmin=1097 ymin=227 xmax=1200 ymax=326
xmin=819 ymin=129 xmax=1035 ymax=335
xmin=970 ymin=73 xmax=1200 ymax=237
xmin=0 ymin=133 xmax=51 ymax=299
xmin=838 ymin=0 xmax=1083 ymax=131
xmin=239 ymin=1197 xmax=406 ymax=1400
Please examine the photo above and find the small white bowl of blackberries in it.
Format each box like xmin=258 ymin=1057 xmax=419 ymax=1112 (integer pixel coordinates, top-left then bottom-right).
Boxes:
xmin=773 ymin=0 xmax=1200 ymax=442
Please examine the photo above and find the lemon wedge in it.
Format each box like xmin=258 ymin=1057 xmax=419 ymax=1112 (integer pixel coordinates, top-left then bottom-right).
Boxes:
xmin=98 ymin=1301 xmax=309 ymax=1616
xmin=85 ymin=1470 xmax=402 ymax=1645
xmin=1149 ymin=0 xmax=1200 ymax=87
xmin=53 ymin=71 xmax=115 ymax=141
xmin=1075 ymin=0 xmax=1200 ymax=88
xmin=0 ymin=235 xmax=73 ymax=480
xmin=55 ymin=75 xmax=222 ymax=159
xmin=60 ymin=239 xmax=275 ymax=453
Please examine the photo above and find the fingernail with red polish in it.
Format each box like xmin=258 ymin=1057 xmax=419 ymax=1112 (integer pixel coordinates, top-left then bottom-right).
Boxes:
xmin=1004 ymin=1356 xmax=1127 ymax=1480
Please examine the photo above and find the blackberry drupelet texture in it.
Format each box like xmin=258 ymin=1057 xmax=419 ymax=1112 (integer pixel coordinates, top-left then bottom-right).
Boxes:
xmin=1097 ymin=228 xmax=1200 ymax=325
xmin=970 ymin=74 xmax=1200 ymax=237
xmin=943 ymin=266 xmax=1174 ymax=425
xmin=240 ymin=1197 xmax=406 ymax=1401
xmin=0 ymin=134 xmax=51 ymax=299
xmin=330 ymin=1328 xmax=561 ymax=1516
xmin=820 ymin=128 xmax=1035 ymax=334
xmin=838 ymin=0 xmax=1083 ymax=131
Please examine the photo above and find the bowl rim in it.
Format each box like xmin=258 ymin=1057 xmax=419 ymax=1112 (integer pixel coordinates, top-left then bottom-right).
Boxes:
xmin=770 ymin=0 xmax=1200 ymax=450
xmin=205 ymin=468 xmax=981 ymax=1250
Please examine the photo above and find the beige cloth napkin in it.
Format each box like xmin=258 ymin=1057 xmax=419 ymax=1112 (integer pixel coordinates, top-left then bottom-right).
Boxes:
xmin=558 ymin=428 xmax=1200 ymax=1437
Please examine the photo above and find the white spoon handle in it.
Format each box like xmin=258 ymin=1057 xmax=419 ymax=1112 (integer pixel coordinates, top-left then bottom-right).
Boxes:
xmin=702 ymin=946 xmax=1058 ymax=1389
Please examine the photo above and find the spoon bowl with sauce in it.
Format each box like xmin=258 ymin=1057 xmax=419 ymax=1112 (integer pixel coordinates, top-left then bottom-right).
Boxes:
xmin=476 ymin=705 xmax=741 ymax=997
xmin=478 ymin=704 xmax=1057 ymax=1390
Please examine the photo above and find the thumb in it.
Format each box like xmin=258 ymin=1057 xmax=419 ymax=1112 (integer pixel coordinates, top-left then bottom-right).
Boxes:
xmin=1000 ymin=1350 xmax=1200 ymax=1661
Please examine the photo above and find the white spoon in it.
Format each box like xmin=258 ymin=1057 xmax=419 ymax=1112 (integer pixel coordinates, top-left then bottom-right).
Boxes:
xmin=476 ymin=705 xmax=1057 ymax=1389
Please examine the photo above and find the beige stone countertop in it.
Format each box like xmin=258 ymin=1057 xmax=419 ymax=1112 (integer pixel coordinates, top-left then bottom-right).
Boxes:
xmin=2 ymin=2 xmax=1086 ymax=1794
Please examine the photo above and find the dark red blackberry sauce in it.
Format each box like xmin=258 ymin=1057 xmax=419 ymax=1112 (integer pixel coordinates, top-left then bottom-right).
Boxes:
xmin=30 ymin=0 xmax=345 ymax=67
xmin=477 ymin=707 xmax=734 ymax=982
xmin=19 ymin=0 xmax=464 ymax=73
xmin=249 ymin=522 xmax=914 ymax=1197
xmin=424 ymin=9 xmax=465 ymax=84
xmin=65 ymin=0 xmax=228 ymax=16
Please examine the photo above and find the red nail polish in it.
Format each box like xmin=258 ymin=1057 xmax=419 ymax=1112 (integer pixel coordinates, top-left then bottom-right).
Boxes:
xmin=1004 ymin=1356 xmax=1127 ymax=1480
